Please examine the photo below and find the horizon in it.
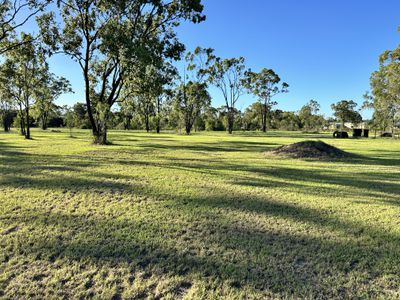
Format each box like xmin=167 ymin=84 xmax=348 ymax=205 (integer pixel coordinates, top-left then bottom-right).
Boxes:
xmin=21 ymin=0 xmax=400 ymax=118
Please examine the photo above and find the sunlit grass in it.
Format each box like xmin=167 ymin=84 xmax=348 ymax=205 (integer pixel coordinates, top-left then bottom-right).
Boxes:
xmin=1 ymin=129 xmax=400 ymax=299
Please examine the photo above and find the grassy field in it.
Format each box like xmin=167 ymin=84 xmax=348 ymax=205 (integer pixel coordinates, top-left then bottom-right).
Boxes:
xmin=1 ymin=129 xmax=400 ymax=299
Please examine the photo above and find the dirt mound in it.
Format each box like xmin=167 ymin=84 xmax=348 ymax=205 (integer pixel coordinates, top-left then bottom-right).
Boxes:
xmin=270 ymin=140 xmax=352 ymax=159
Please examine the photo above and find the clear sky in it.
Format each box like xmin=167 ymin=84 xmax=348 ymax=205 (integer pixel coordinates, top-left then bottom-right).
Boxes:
xmin=48 ymin=0 xmax=400 ymax=118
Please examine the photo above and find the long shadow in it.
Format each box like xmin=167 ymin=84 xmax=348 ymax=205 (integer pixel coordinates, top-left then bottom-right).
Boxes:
xmin=1 ymin=138 xmax=400 ymax=298
xmin=4 ymin=189 xmax=399 ymax=298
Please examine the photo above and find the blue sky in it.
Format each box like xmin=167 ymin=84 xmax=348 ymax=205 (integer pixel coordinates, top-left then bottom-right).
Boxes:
xmin=48 ymin=0 xmax=400 ymax=118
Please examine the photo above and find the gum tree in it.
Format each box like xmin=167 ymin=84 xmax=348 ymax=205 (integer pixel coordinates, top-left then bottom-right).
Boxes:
xmin=245 ymin=68 xmax=289 ymax=132
xmin=0 ymin=33 xmax=46 ymax=139
xmin=206 ymin=56 xmax=247 ymax=134
xmin=331 ymin=100 xmax=362 ymax=129
xmin=32 ymin=73 xmax=72 ymax=130
xmin=0 ymin=0 xmax=49 ymax=54
xmin=173 ymin=81 xmax=210 ymax=135
xmin=38 ymin=0 xmax=205 ymax=144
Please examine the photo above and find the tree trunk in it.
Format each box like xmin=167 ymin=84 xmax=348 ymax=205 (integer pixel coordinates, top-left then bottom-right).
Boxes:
xmin=3 ymin=116 xmax=9 ymax=132
xmin=227 ymin=110 xmax=234 ymax=134
xmin=262 ymin=102 xmax=268 ymax=133
xmin=20 ymin=116 xmax=25 ymax=136
xmin=185 ymin=123 xmax=191 ymax=135
xmin=83 ymin=44 xmax=100 ymax=143
xmin=145 ymin=114 xmax=150 ymax=133
xmin=156 ymin=97 xmax=161 ymax=134
xmin=25 ymin=105 xmax=30 ymax=139
xmin=41 ymin=113 xmax=48 ymax=130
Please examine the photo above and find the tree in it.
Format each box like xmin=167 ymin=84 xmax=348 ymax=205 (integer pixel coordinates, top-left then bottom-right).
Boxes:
xmin=0 ymin=98 xmax=15 ymax=131
xmin=206 ymin=56 xmax=247 ymax=134
xmin=299 ymin=99 xmax=324 ymax=131
xmin=127 ymin=62 xmax=176 ymax=133
xmin=245 ymin=68 xmax=288 ymax=132
xmin=38 ymin=0 xmax=205 ymax=144
xmin=32 ymin=73 xmax=72 ymax=130
xmin=173 ymin=81 xmax=210 ymax=135
xmin=369 ymin=56 xmax=400 ymax=134
xmin=331 ymin=100 xmax=362 ymax=129
xmin=119 ymin=100 xmax=135 ymax=130
xmin=0 ymin=33 xmax=47 ymax=139
xmin=0 ymin=0 xmax=48 ymax=54
xmin=169 ymin=46 xmax=213 ymax=134
xmin=65 ymin=107 xmax=75 ymax=137
xmin=242 ymin=102 xmax=263 ymax=131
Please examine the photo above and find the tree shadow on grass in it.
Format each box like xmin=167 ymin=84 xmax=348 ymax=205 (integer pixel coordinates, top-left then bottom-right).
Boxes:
xmin=1 ymin=138 xmax=400 ymax=298
xmin=4 ymin=189 xmax=399 ymax=299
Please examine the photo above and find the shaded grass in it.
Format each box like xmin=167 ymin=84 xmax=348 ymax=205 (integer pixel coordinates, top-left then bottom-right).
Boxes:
xmin=1 ymin=129 xmax=400 ymax=299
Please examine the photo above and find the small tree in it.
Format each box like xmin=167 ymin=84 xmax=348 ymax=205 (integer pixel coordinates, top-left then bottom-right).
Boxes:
xmin=331 ymin=100 xmax=362 ymax=129
xmin=245 ymin=68 xmax=289 ymax=132
xmin=299 ymin=99 xmax=324 ymax=131
xmin=65 ymin=108 xmax=75 ymax=137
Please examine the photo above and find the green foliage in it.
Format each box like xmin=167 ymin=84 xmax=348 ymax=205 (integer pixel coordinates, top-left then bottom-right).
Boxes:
xmin=204 ymin=56 xmax=248 ymax=134
xmin=331 ymin=100 xmax=362 ymax=128
xmin=299 ymin=100 xmax=325 ymax=131
xmin=368 ymin=49 xmax=400 ymax=132
xmin=0 ymin=33 xmax=48 ymax=139
xmin=173 ymin=81 xmax=211 ymax=135
xmin=0 ymin=0 xmax=49 ymax=54
xmin=37 ymin=0 xmax=205 ymax=144
xmin=244 ymin=68 xmax=289 ymax=132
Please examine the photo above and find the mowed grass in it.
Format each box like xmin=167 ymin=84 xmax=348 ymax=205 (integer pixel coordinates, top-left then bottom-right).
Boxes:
xmin=1 ymin=129 xmax=400 ymax=299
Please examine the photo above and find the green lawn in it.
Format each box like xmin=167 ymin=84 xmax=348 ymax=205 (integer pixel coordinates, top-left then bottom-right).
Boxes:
xmin=1 ymin=129 xmax=400 ymax=299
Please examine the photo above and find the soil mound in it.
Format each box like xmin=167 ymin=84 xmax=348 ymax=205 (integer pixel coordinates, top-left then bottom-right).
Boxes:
xmin=270 ymin=140 xmax=352 ymax=159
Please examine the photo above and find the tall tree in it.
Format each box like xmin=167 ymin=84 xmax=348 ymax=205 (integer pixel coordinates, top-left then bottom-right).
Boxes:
xmin=129 ymin=62 xmax=176 ymax=133
xmin=0 ymin=98 xmax=14 ymax=131
xmin=245 ymin=68 xmax=289 ymax=132
xmin=0 ymin=33 xmax=47 ymax=139
xmin=38 ymin=0 xmax=205 ymax=144
xmin=173 ymin=81 xmax=210 ymax=135
xmin=369 ymin=51 xmax=400 ymax=134
xmin=206 ymin=56 xmax=247 ymax=134
xmin=0 ymin=0 xmax=48 ymax=54
xmin=32 ymin=73 xmax=72 ymax=130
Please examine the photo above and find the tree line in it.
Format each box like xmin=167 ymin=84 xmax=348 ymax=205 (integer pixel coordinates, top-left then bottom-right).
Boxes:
xmin=0 ymin=1 xmax=398 ymax=143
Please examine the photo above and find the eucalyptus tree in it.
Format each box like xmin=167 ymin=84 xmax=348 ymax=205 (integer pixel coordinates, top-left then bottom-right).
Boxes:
xmin=119 ymin=100 xmax=135 ymax=130
xmin=331 ymin=100 xmax=362 ymax=129
xmin=137 ymin=62 xmax=176 ymax=133
xmin=173 ymin=81 xmax=210 ymax=135
xmin=205 ymin=56 xmax=247 ymax=134
xmin=0 ymin=0 xmax=49 ymax=54
xmin=368 ymin=52 xmax=400 ymax=134
xmin=168 ymin=47 xmax=213 ymax=134
xmin=38 ymin=0 xmax=205 ymax=144
xmin=32 ymin=73 xmax=72 ymax=130
xmin=298 ymin=99 xmax=324 ymax=131
xmin=0 ymin=98 xmax=14 ymax=131
xmin=0 ymin=33 xmax=47 ymax=139
xmin=245 ymin=68 xmax=289 ymax=132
